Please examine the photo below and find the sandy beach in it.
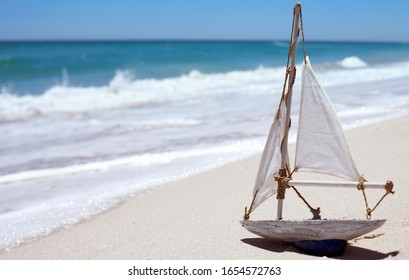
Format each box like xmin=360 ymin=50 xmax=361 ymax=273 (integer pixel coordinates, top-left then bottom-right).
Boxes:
xmin=0 ymin=111 xmax=408 ymax=260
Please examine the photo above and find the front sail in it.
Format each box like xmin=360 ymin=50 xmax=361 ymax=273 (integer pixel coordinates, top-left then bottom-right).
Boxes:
xmin=250 ymin=101 xmax=287 ymax=212
xmin=248 ymin=3 xmax=299 ymax=215
xmin=294 ymin=57 xmax=361 ymax=181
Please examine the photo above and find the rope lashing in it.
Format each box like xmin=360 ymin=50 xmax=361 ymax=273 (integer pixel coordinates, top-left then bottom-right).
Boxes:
xmin=275 ymin=169 xmax=290 ymax=200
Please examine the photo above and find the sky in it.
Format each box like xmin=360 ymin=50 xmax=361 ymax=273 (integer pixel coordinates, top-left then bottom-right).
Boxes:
xmin=0 ymin=0 xmax=408 ymax=42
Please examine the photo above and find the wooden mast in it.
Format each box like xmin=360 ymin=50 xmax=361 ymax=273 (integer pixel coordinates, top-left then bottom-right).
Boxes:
xmin=277 ymin=3 xmax=302 ymax=220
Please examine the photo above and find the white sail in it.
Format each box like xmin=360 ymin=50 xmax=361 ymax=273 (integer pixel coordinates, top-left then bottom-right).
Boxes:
xmin=251 ymin=101 xmax=287 ymax=212
xmin=294 ymin=57 xmax=361 ymax=181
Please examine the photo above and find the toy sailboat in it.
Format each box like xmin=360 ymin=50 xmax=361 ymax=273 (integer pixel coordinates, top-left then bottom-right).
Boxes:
xmin=241 ymin=3 xmax=394 ymax=256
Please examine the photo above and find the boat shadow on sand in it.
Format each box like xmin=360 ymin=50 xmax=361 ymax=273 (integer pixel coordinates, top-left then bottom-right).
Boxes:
xmin=241 ymin=238 xmax=399 ymax=260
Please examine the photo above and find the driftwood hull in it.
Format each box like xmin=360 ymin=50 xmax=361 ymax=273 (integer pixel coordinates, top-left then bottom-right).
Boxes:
xmin=241 ymin=219 xmax=386 ymax=256
xmin=241 ymin=219 xmax=386 ymax=242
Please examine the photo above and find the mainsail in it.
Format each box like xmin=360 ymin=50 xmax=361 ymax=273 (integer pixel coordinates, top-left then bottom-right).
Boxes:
xmin=294 ymin=57 xmax=362 ymax=181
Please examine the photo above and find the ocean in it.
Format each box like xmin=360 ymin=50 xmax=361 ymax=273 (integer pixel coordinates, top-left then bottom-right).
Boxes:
xmin=1 ymin=40 xmax=409 ymax=250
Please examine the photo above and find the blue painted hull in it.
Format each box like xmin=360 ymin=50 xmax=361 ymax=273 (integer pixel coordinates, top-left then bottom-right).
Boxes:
xmin=291 ymin=239 xmax=347 ymax=257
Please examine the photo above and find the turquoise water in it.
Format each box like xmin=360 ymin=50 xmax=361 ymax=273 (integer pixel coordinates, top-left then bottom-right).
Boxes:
xmin=1 ymin=40 xmax=409 ymax=95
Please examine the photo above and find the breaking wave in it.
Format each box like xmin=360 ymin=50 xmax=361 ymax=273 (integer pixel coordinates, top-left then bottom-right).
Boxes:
xmin=0 ymin=58 xmax=408 ymax=121
xmin=338 ymin=56 xmax=368 ymax=68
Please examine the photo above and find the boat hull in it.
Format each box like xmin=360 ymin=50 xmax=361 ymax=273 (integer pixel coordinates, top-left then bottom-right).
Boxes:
xmin=241 ymin=219 xmax=386 ymax=242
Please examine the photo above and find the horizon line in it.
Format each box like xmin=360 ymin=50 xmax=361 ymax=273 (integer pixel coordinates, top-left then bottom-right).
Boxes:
xmin=0 ymin=38 xmax=408 ymax=44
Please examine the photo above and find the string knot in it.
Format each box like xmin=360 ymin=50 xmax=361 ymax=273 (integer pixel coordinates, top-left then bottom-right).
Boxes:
xmin=385 ymin=180 xmax=394 ymax=194
xmin=366 ymin=207 xmax=372 ymax=220
xmin=357 ymin=178 xmax=366 ymax=191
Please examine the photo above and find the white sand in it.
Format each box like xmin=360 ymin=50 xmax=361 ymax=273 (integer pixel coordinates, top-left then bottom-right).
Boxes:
xmin=1 ymin=114 xmax=408 ymax=260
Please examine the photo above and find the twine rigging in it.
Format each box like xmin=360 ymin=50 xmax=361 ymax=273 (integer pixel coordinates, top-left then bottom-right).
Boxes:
xmin=357 ymin=179 xmax=394 ymax=220
xmin=243 ymin=190 xmax=258 ymax=220
xmin=291 ymin=185 xmax=321 ymax=220
xmin=353 ymin=233 xmax=385 ymax=243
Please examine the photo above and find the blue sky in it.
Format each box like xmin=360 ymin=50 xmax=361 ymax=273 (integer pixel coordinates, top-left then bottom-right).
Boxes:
xmin=0 ymin=0 xmax=408 ymax=41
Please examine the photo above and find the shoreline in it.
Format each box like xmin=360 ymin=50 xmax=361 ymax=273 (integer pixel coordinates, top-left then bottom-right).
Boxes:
xmin=1 ymin=113 xmax=409 ymax=260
